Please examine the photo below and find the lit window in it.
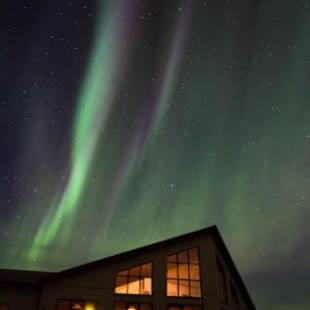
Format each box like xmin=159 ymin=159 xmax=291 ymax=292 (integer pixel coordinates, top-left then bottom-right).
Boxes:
xmin=115 ymin=302 xmax=152 ymax=310
xmin=216 ymin=257 xmax=229 ymax=305
xmin=0 ymin=304 xmax=9 ymax=310
xmin=166 ymin=247 xmax=202 ymax=298
xmin=230 ymin=282 xmax=239 ymax=309
xmin=115 ymin=262 xmax=152 ymax=295
xmin=56 ymin=300 xmax=97 ymax=310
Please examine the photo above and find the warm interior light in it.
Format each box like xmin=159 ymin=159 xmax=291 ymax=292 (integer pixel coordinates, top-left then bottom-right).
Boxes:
xmin=166 ymin=248 xmax=201 ymax=297
xmin=115 ymin=263 xmax=152 ymax=295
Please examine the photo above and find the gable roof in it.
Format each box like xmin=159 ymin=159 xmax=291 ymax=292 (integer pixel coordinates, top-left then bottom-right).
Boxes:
xmin=41 ymin=225 xmax=256 ymax=309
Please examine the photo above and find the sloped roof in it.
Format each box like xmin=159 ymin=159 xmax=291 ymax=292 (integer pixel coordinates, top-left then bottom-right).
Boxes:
xmin=40 ymin=225 xmax=256 ymax=309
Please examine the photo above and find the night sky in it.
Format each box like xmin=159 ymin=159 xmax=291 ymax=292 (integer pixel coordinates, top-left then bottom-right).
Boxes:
xmin=1 ymin=0 xmax=310 ymax=308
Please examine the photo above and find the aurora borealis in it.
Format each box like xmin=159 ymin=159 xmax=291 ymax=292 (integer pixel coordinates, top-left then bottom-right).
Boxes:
xmin=1 ymin=0 xmax=310 ymax=308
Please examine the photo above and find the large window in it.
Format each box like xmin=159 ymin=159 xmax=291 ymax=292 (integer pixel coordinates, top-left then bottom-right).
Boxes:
xmin=168 ymin=305 xmax=202 ymax=310
xmin=56 ymin=299 xmax=97 ymax=310
xmin=0 ymin=304 xmax=9 ymax=310
xmin=216 ymin=257 xmax=228 ymax=305
xmin=115 ymin=302 xmax=151 ymax=310
xmin=115 ymin=262 xmax=152 ymax=295
xmin=166 ymin=247 xmax=202 ymax=298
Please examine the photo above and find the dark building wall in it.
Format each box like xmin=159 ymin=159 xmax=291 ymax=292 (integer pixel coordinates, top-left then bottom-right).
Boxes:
xmin=0 ymin=285 xmax=39 ymax=310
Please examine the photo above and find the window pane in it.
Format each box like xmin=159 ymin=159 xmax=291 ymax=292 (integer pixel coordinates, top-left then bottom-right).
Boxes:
xmin=189 ymin=264 xmax=200 ymax=280
xmin=115 ymin=262 xmax=152 ymax=295
xmin=190 ymin=280 xmax=202 ymax=297
xmin=179 ymin=280 xmax=190 ymax=297
xmin=115 ymin=275 xmax=128 ymax=294
xmin=189 ymin=248 xmax=199 ymax=264
xmin=128 ymin=277 xmax=140 ymax=294
xmin=167 ymin=254 xmax=177 ymax=262
xmin=168 ymin=307 xmax=180 ymax=310
xmin=129 ymin=266 xmax=140 ymax=277
xmin=141 ymin=277 xmax=152 ymax=295
xmin=178 ymin=251 xmax=188 ymax=263
xmin=178 ymin=263 xmax=189 ymax=279
xmin=167 ymin=262 xmax=177 ymax=278
xmin=167 ymin=279 xmax=178 ymax=296
xmin=166 ymin=248 xmax=201 ymax=298
xmin=57 ymin=301 xmax=70 ymax=310
xmin=127 ymin=304 xmax=138 ymax=310
xmin=71 ymin=301 xmax=84 ymax=310
xmin=85 ymin=302 xmax=97 ymax=310
xmin=141 ymin=263 xmax=152 ymax=277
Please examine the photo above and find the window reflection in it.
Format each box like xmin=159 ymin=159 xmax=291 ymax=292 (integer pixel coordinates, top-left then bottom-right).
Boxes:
xmin=166 ymin=247 xmax=202 ymax=298
xmin=115 ymin=262 xmax=152 ymax=295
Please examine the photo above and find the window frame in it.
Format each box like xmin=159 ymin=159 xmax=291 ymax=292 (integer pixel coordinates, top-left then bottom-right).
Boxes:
xmin=166 ymin=247 xmax=202 ymax=299
xmin=55 ymin=298 xmax=99 ymax=310
xmin=114 ymin=261 xmax=153 ymax=296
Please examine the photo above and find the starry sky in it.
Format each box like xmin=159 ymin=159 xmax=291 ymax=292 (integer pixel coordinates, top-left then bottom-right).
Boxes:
xmin=1 ymin=0 xmax=310 ymax=308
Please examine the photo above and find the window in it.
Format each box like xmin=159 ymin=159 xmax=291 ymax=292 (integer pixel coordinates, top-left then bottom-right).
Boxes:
xmin=0 ymin=304 xmax=9 ymax=310
xmin=167 ymin=247 xmax=202 ymax=298
xmin=115 ymin=302 xmax=151 ymax=310
xmin=230 ymin=282 xmax=239 ymax=309
xmin=168 ymin=305 xmax=202 ymax=310
xmin=56 ymin=299 xmax=98 ymax=310
xmin=216 ymin=257 xmax=228 ymax=305
xmin=115 ymin=262 xmax=152 ymax=295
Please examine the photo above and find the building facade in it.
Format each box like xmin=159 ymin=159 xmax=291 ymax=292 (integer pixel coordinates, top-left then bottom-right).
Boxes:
xmin=0 ymin=226 xmax=256 ymax=310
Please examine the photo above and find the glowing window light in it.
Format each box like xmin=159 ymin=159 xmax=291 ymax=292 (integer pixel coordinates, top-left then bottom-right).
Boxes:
xmin=115 ymin=262 xmax=152 ymax=295
xmin=166 ymin=247 xmax=202 ymax=298
xmin=85 ymin=303 xmax=97 ymax=310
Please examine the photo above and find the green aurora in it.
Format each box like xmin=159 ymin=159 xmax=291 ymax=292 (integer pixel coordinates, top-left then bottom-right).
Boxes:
xmin=1 ymin=0 xmax=310 ymax=309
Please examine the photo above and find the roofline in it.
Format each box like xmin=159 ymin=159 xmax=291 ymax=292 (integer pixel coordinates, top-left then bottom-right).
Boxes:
xmin=0 ymin=268 xmax=53 ymax=286
xmin=40 ymin=225 xmax=255 ymax=309
xmin=0 ymin=268 xmax=53 ymax=274
xmin=41 ymin=226 xmax=218 ymax=282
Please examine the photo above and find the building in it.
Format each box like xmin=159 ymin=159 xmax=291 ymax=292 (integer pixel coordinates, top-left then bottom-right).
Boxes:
xmin=0 ymin=226 xmax=256 ymax=310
